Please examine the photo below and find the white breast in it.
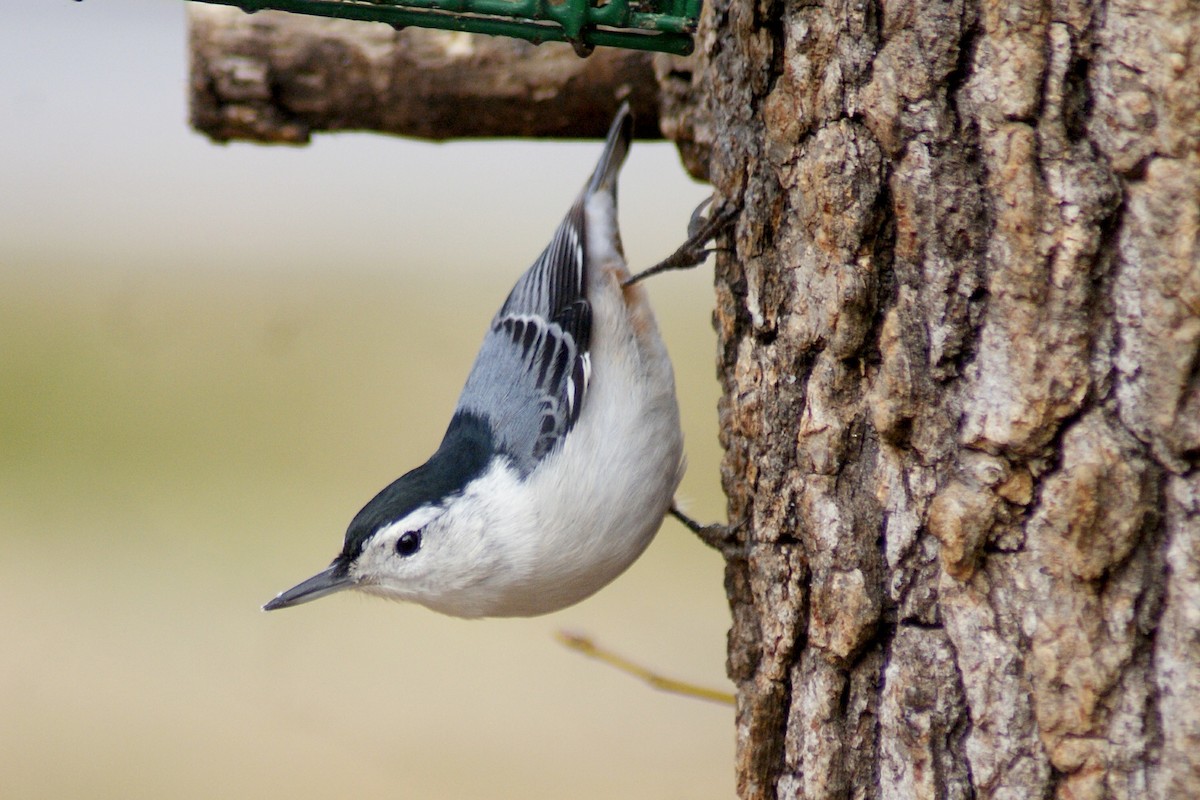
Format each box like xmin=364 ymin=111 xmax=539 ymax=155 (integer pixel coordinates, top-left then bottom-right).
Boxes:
xmin=461 ymin=195 xmax=685 ymax=617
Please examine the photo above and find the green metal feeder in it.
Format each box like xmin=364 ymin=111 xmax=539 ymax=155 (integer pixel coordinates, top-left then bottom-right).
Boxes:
xmin=201 ymin=0 xmax=701 ymax=56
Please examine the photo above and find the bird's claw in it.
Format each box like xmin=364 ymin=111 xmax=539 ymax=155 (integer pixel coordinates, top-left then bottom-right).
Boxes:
xmin=623 ymin=196 xmax=739 ymax=287
xmin=669 ymin=504 xmax=746 ymax=557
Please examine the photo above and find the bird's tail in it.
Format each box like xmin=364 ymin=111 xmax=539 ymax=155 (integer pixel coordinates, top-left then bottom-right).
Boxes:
xmin=586 ymin=102 xmax=633 ymax=198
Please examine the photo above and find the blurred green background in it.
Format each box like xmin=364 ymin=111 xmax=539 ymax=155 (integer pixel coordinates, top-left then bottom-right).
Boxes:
xmin=1 ymin=1 xmax=733 ymax=798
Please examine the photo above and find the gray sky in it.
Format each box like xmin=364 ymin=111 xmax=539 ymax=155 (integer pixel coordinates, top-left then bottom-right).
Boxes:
xmin=2 ymin=0 xmax=707 ymax=282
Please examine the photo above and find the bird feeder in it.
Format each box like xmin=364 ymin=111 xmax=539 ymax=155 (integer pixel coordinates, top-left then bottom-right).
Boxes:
xmin=201 ymin=0 xmax=701 ymax=56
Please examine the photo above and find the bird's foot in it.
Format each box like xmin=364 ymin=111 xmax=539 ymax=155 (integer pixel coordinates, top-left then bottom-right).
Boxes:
xmin=623 ymin=196 xmax=739 ymax=287
xmin=669 ymin=504 xmax=744 ymax=557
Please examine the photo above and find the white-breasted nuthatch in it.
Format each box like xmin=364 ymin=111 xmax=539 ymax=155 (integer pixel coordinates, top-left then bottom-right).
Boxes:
xmin=264 ymin=103 xmax=727 ymax=618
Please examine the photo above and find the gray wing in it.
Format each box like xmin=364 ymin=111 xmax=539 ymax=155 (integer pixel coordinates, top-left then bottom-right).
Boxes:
xmin=454 ymin=201 xmax=593 ymax=475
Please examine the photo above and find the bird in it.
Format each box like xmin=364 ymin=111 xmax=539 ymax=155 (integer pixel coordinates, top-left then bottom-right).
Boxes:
xmin=263 ymin=102 xmax=699 ymax=618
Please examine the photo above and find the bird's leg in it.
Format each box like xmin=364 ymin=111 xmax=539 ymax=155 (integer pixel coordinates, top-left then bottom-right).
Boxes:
xmin=669 ymin=503 xmax=744 ymax=557
xmin=622 ymin=196 xmax=739 ymax=287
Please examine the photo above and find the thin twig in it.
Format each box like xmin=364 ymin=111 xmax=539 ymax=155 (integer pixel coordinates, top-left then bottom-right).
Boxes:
xmin=555 ymin=630 xmax=735 ymax=707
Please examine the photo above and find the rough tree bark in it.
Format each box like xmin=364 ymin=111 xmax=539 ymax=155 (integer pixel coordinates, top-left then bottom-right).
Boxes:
xmin=659 ymin=0 xmax=1200 ymax=797
xmin=188 ymin=3 xmax=1199 ymax=797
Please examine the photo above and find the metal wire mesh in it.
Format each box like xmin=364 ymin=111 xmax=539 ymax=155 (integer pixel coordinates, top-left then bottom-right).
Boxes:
xmin=201 ymin=0 xmax=700 ymax=55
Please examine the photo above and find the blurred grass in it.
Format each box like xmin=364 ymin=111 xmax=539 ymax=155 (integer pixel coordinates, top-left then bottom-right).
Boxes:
xmin=0 ymin=247 xmax=733 ymax=798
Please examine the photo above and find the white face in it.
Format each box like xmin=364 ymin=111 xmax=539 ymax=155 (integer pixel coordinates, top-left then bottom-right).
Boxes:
xmin=346 ymin=500 xmax=503 ymax=618
xmin=335 ymin=463 xmax=547 ymax=618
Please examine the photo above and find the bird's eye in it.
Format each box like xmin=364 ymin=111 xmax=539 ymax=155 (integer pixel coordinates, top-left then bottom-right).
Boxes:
xmin=395 ymin=530 xmax=422 ymax=557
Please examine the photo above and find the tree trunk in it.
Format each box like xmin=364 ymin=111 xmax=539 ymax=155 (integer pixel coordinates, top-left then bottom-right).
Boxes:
xmin=659 ymin=0 xmax=1200 ymax=797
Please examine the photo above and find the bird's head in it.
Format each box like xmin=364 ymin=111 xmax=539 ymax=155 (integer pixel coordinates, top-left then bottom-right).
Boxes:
xmin=263 ymin=412 xmax=514 ymax=618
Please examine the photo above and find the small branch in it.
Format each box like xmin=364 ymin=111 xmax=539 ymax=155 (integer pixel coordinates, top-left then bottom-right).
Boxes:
xmin=188 ymin=6 xmax=665 ymax=144
xmin=555 ymin=631 xmax=735 ymax=706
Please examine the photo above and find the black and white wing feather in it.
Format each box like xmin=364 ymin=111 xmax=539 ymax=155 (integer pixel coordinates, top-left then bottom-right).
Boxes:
xmin=453 ymin=104 xmax=631 ymax=476
xmin=455 ymin=202 xmax=591 ymax=475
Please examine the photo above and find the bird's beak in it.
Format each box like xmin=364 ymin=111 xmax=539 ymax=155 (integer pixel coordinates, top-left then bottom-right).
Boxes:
xmin=263 ymin=565 xmax=354 ymax=611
